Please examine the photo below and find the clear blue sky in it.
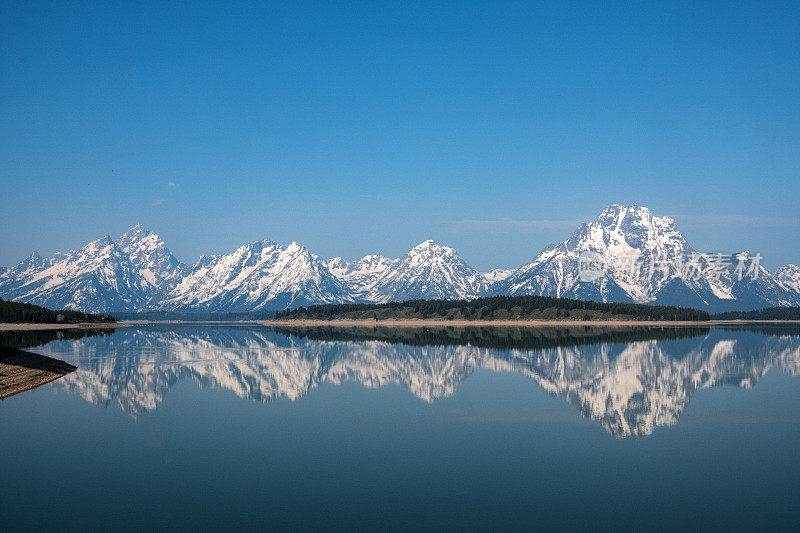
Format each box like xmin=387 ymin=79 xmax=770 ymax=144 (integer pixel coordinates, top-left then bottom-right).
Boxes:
xmin=2 ymin=1 xmax=798 ymax=271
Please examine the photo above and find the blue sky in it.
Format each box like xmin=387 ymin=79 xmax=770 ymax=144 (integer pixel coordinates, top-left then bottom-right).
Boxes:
xmin=1 ymin=1 xmax=798 ymax=271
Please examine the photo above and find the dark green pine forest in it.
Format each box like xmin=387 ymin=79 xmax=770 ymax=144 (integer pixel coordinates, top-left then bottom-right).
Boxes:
xmin=274 ymin=295 xmax=710 ymax=322
xmin=712 ymin=306 xmax=800 ymax=320
xmin=0 ymin=298 xmax=115 ymax=324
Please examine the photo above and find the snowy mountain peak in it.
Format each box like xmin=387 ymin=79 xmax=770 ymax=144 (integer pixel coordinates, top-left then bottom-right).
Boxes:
xmin=597 ymin=204 xmax=671 ymax=224
xmin=370 ymin=240 xmax=488 ymax=302
xmin=21 ymin=251 xmax=45 ymax=269
xmin=324 ymin=254 xmax=396 ymax=301
xmin=484 ymin=268 xmax=513 ymax=283
xmin=494 ymin=204 xmax=800 ymax=311
xmin=2 ymin=204 xmax=799 ymax=313
xmin=407 ymin=241 xmax=463 ymax=264
xmin=118 ymin=223 xmax=153 ymax=249
xmin=117 ymin=223 xmax=186 ymax=294
xmin=160 ymin=239 xmax=352 ymax=312
xmin=776 ymin=264 xmax=800 ymax=293
xmin=120 ymin=222 xmax=147 ymax=239
xmin=588 ymin=204 xmax=682 ymax=244
xmin=248 ymin=239 xmax=278 ymax=249
xmin=559 ymin=204 xmax=689 ymax=264
xmin=0 ymin=231 xmax=147 ymax=312
xmin=2 ymin=251 xmax=48 ymax=279
xmin=119 ymin=224 xmax=154 ymax=248
xmin=327 ymin=254 xmax=393 ymax=277
xmin=79 ymin=236 xmax=117 ymax=256
xmin=600 ymin=203 xmax=654 ymax=218
xmin=595 ymin=204 xmax=675 ymax=231
xmin=411 ymin=239 xmax=450 ymax=252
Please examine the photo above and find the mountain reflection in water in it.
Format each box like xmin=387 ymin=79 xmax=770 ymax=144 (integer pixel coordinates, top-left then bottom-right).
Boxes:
xmin=29 ymin=324 xmax=800 ymax=437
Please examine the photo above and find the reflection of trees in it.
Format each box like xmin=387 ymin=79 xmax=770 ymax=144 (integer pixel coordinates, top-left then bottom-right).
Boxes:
xmin=272 ymin=325 xmax=710 ymax=350
xmin=0 ymin=328 xmax=115 ymax=350
xmin=34 ymin=325 xmax=800 ymax=438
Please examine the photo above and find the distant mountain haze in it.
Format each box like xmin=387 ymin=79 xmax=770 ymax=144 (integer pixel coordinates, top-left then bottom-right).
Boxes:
xmin=1 ymin=205 xmax=798 ymax=313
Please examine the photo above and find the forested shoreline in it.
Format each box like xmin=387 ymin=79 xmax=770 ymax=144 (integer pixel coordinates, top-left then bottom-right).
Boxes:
xmin=712 ymin=307 xmax=800 ymax=320
xmin=274 ymin=295 xmax=710 ymax=322
xmin=0 ymin=298 xmax=115 ymax=324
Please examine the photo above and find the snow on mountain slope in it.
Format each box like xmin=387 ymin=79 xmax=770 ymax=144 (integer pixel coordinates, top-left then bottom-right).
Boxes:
xmin=325 ymin=241 xmax=490 ymax=303
xmin=1 ymin=207 xmax=798 ymax=313
xmin=494 ymin=205 xmax=692 ymax=302
xmin=0 ymin=236 xmax=147 ymax=312
xmin=776 ymin=264 xmax=800 ymax=294
xmin=326 ymin=254 xmax=396 ymax=300
xmin=368 ymin=240 xmax=489 ymax=302
xmin=0 ymin=252 xmax=50 ymax=291
xmin=118 ymin=223 xmax=188 ymax=297
xmin=159 ymin=240 xmax=354 ymax=311
xmin=492 ymin=205 xmax=800 ymax=312
xmin=483 ymin=268 xmax=513 ymax=284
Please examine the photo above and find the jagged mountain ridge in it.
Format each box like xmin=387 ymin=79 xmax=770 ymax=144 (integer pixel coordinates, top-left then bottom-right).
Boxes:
xmin=326 ymin=253 xmax=397 ymax=302
xmin=776 ymin=264 xmax=800 ymax=294
xmin=368 ymin=240 xmax=489 ymax=302
xmin=1 ymin=205 xmax=799 ymax=312
xmin=118 ymin=223 xmax=188 ymax=300
xmin=37 ymin=326 xmax=800 ymax=437
xmin=0 ymin=227 xmax=497 ymax=313
xmin=159 ymin=240 xmax=354 ymax=312
xmin=0 ymin=236 xmax=149 ymax=312
xmin=491 ymin=205 xmax=800 ymax=312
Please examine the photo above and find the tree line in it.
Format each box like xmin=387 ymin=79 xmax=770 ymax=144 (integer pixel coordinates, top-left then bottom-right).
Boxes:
xmin=713 ymin=306 xmax=800 ymax=320
xmin=273 ymin=325 xmax=710 ymax=351
xmin=0 ymin=298 xmax=115 ymax=324
xmin=274 ymin=295 xmax=710 ymax=322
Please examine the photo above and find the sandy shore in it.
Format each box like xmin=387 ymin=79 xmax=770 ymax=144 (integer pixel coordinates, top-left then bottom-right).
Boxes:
xmin=261 ymin=318 xmax=800 ymax=328
xmin=0 ymin=348 xmax=78 ymax=399
xmin=0 ymin=322 xmax=127 ymax=332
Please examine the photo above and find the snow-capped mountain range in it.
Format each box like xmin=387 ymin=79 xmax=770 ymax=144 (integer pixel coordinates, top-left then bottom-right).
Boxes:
xmin=1 ymin=206 xmax=799 ymax=313
xmin=491 ymin=204 xmax=800 ymax=312
xmin=37 ymin=325 xmax=800 ymax=437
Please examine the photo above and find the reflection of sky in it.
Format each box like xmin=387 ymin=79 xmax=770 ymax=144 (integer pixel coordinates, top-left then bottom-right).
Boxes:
xmin=27 ymin=325 xmax=800 ymax=437
xmin=3 ymin=326 xmax=800 ymax=530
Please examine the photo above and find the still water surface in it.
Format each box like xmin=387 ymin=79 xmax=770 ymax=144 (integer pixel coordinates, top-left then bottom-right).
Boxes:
xmin=2 ymin=325 xmax=800 ymax=530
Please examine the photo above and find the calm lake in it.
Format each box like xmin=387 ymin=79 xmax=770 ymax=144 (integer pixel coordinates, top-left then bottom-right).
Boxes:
xmin=2 ymin=324 xmax=800 ymax=530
